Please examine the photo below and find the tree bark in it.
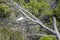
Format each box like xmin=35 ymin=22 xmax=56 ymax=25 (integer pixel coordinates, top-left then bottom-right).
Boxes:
xmin=53 ymin=17 xmax=60 ymax=40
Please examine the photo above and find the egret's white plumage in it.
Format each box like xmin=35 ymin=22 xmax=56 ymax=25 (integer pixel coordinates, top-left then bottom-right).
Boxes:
xmin=16 ymin=17 xmax=24 ymax=22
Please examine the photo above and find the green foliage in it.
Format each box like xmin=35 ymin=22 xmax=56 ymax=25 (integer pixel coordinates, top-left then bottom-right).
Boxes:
xmin=56 ymin=2 xmax=60 ymax=21
xmin=37 ymin=0 xmax=46 ymax=2
xmin=0 ymin=0 xmax=4 ymax=3
xmin=13 ymin=0 xmax=53 ymax=18
xmin=0 ymin=0 xmax=60 ymax=40
xmin=24 ymin=0 xmax=53 ymax=17
xmin=0 ymin=27 xmax=24 ymax=40
xmin=39 ymin=36 xmax=56 ymax=40
xmin=0 ymin=3 xmax=13 ymax=19
xmin=13 ymin=0 xmax=24 ymax=5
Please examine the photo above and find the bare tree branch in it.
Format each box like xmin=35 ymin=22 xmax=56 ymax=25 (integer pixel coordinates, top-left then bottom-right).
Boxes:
xmin=25 ymin=33 xmax=56 ymax=37
xmin=34 ymin=33 xmax=56 ymax=37
xmin=53 ymin=17 xmax=60 ymax=40
xmin=10 ymin=1 xmax=56 ymax=34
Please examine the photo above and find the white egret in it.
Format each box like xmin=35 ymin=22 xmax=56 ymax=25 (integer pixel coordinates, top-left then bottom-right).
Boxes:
xmin=16 ymin=17 xmax=24 ymax=22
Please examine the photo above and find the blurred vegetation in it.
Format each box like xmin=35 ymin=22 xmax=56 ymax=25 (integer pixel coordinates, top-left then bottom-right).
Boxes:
xmin=0 ymin=0 xmax=60 ymax=40
xmin=0 ymin=26 xmax=24 ymax=40
xmin=39 ymin=36 xmax=56 ymax=40
xmin=0 ymin=3 xmax=13 ymax=19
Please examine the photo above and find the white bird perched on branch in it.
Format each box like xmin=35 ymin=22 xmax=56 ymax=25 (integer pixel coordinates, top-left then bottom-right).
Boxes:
xmin=16 ymin=17 xmax=24 ymax=22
